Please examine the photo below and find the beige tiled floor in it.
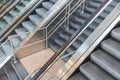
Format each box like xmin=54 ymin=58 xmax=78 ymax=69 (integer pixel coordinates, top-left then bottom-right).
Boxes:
xmin=20 ymin=48 xmax=55 ymax=74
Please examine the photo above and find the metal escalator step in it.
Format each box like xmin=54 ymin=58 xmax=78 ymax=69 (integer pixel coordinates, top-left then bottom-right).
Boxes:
xmin=75 ymin=17 xmax=86 ymax=24
xmin=42 ymin=1 xmax=54 ymax=10
xmin=59 ymin=33 xmax=69 ymax=41
xmin=79 ymin=13 xmax=90 ymax=20
xmin=0 ymin=20 xmax=7 ymax=30
xmin=101 ymin=38 xmax=120 ymax=59
xmin=11 ymin=36 xmax=22 ymax=48
xmin=111 ymin=27 xmax=120 ymax=42
xmin=92 ymin=0 xmax=104 ymax=3
xmin=69 ymin=73 xmax=88 ymax=80
xmin=98 ymin=11 xmax=108 ymax=19
xmin=15 ymin=5 xmax=24 ymax=11
xmin=84 ymin=7 xmax=96 ymax=14
xmin=9 ymin=9 xmax=19 ymax=17
xmin=35 ymin=8 xmax=48 ymax=18
xmin=80 ymin=61 xmax=115 ymax=80
xmin=15 ymin=27 xmax=28 ymax=40
xmin=49 ymin=42 xmax=60 ymax=52
xmin=50 ymin=0 xmax=58 ymax=3
xmin=21 ymin=0 xmax=30 ymax=6
xmin=91 ymin=50 xmax=120 ymax=79
xmin=29 ymin=14 xmax=43 ymax=25
xmin=22 ymin=21 xmax=36 ymax=31
xmin=55 ymin=37 xmax=65 ymax=47
xmin=3 ymin=14 xmax=13 ymax=23
xmin=0 ymin=48 xmax=6 ymax=60
xmin=2 ymin=41 xmax=12 ymax=55
xmin=69 ymin=22 xmax=81 ymax=30
xmin=89 ymin=1 xmax=101 ymax=9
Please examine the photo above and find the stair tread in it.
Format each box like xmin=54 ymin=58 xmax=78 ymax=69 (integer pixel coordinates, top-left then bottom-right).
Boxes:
xmin=11 ymin=36 xmax=21 ymax=48
xmin=42 ymin=1 xmax=54 ymax=10
xmin=50 ymin=0 xmax=58 ymax=3
xmin=15 ymin=27 xmax=28 ymax=40
xmin=29 ymin=14 xmax=43 ymax=25
xmin=91 ymin=50 xmax=120 ymax=79
xmin=111 ymin=27 xmax=120 ymax=41
xmin=80 ymin=61 xmax=115 ymax=80
xmin=22 ymin=21 xmax=36 ymax=31
xmin=101 ymin=38 xmax=120 ymax=59
xmin=35 ymin=8 xmax=48 ymax=18
xmin=2 ymin=41 xmax=12 ymax=55
xmin=69 ymin=73 xmax=88 ymax=80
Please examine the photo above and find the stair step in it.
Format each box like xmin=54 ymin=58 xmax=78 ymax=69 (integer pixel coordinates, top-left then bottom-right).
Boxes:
xmin=69 ymin=73 xmax=88 ymax=80
xmin=69 ymin=22 xmax=81 ymax=30
xmin=89 ymin=1 xmax=101 ymax=9
xmin=9 ymin=9 xmax=19 ymax=17
xmin=22 ymin=21 xmax=36 ymax=31
xmin=15 ymin=5 xmax=24 ymax=11
xmin=50 ymin=0 xmax=58 ymax=3
xmin=99 ymin=10 xmax=109 ymax=19
xmin=11 ymin=36 xmax=22 ymax=48
xmin=21 ymin=0 xmax=30 ymax=6
xmin=55 ymin=38 xmax=65 ymax=47
xmin=0 ymin=48 xmax=6 ymax=60
xmin=15 ymin=27 xmax=28 ymax=40
xmin=0 ymin=20 xmax=7 ymax=30
xmin=80 ymin=61 xmax=115 ymax=80
xmin=75 ymin=17 xmax=86 ymax=24
xmin=85 ymin=7 xmax=95 ymax=14
xmin=59 ymin=33 xmax=69 ymax=41
xmin=29 ymin=14 xmax=43 ymax=25
xmin=35 ymin=8 xmax=48 ymax=18
xmin=3 ymin=14 xmax=13 ymax=23
xmin=91 ymin=50 xmax=120 ymax=79
xmin=42 ymin=1 xmax=54 ymax=10
xmin=101 ymin=38 xmax=120 ymax=59
xmin=2 ymin=41 xmax=12 ymax=55
xmin=49 ymin=42 xmax=60 ymax=52
xmin=111 ymin=27 xmax=120 ymax=41
xmin=79 ymin=13 xmax=90 ymax=20
xmin=92 ymin=0 xmax=104 ymax=3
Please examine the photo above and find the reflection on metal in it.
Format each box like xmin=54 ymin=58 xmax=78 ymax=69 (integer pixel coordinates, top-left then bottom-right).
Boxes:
xmin=59 ymin=4 xmax=120 ymax=80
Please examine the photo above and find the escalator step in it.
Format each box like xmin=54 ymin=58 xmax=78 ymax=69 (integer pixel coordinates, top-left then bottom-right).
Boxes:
xmin=2 ymin=41 xmax=12 ymax=55
xmin=80 ymin=61 xmax=115 ymax=80
xmin=42 ymin=2 xmax=53 ymax=10
xmin=50 ymin=0 xmax=58 ymax=3
xmin=35 ymin=8 xmax=48 ymax=18
xmin=69 ymin=73 xmax=88 ymax=80
xmin=91 ymin=50 xmax=120 ymax=79
xmin=11 ymin=36 xmax=22 ymax=48
xmin=111 ymin=27 xmax=120 ymax=41
xmin=101 ymin=38 xmax=120 ymax=59
xmin=15 ymin=27 xmax=28 ymax=40
xmin=29 ymin=14 xmax=43 ymax=25
xmin=22 ymin=21 xmax=36 ymax=32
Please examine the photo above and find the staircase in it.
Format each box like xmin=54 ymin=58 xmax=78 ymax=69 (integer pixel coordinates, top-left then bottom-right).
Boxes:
xmin=0 ymin=61 xmax=29 ymax=80
xmin=0 ymin=0 xmax=39 ymax=39
xmin=69 ymin=21 xmax=120 ymax=80
xmin=48 ymin=0 xmax=111 ymax=52
xmin=0 ymin=0 xmax=68 ymax=72
xmin=62 ymin=0 xmax=118 ymax=62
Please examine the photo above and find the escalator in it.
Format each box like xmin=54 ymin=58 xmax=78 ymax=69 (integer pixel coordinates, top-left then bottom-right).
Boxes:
xmin=0 ymin=0 xmax=41 ymax=41
xmin=62 ymin=0 xmax=118 ymax=62
xmin=69 ymin=22 xmax=120 ymax=80
xmin=48 ymin=0 xmax=109 ymax=52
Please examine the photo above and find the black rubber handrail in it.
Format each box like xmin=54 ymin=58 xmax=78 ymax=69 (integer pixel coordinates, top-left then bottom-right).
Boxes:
xmin=32 ymin=0 xmax=110 ymax=80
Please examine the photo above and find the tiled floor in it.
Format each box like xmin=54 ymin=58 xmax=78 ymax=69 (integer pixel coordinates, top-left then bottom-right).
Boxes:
xmin=20 ymin=48 xmax=55 ymax=74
